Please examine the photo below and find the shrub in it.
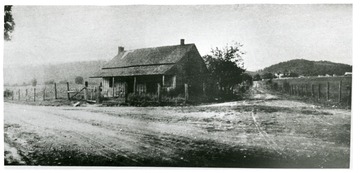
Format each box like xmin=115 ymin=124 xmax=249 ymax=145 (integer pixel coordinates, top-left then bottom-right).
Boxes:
xmin=127 ymin=93 xmax=158 ymax=106
xmin=31 ymin=78 xmax=37 ymax=87
xmin=4 ymin=89 xmax=13 ymax=98
xmin=161 ymin=94 xmax=186 ymax=103
xmin=75 ymin=76 xmax=84 ymax=84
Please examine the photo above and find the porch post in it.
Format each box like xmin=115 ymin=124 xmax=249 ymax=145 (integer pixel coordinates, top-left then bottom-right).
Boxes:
xmin=133 ymin=76 xmax=137 ymax=94
xmin=112 ymin=77 xmax=115 ymax=98
xmin=157 ymin=83 xmax=161 ymax=102
xmin=203 ymin=82 xmax=206 ymax=96
xmin=162 ymin=75 xmax=165 ymax=86
xmin=124 ymin=82 xmax=128 ymax=102
xmin=184 ymin=83 xmax=189 ymax=103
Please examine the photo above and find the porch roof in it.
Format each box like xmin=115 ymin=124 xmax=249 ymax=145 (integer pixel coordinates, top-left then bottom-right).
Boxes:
xmin=91 ymin=64 xmax=174 ymax=78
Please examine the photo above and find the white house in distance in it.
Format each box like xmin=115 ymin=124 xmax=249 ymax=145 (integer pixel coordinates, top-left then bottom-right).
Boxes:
xmin=344 ymin=72 xmax=352 ymax=77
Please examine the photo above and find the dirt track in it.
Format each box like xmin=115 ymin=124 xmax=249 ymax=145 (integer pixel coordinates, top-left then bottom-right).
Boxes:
xmin=4 ymin=83 xmax=351 ymax=167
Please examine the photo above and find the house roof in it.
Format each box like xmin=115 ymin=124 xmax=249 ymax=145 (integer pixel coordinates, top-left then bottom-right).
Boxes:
xmin=92 ymin=43 xmax=196 ymax=77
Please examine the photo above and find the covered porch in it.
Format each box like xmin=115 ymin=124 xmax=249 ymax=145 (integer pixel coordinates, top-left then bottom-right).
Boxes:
xmin=102 ymin=74 xmax=176 ymax=98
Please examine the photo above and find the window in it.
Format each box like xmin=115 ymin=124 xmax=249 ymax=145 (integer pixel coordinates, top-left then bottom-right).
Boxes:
xmin=164 ymin=75 xmax=175 ymax=88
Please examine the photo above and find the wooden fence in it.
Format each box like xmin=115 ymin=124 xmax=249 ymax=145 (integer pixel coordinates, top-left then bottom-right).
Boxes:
xmin=4 ymin=82 xmax=101 ymax=102
xmin=268 ymin=76 xmax=352 ymax=106
xmin=4 ymin=82 xmax=191 ymax=103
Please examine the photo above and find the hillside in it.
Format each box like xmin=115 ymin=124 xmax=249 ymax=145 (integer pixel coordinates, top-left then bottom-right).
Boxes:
xmin=4 ymin=60 xmax=107 ymax=85
xmin=260 ymin=59 xmax=352 ymax=76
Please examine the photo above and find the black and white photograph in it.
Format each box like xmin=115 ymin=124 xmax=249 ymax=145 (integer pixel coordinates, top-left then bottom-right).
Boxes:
xmin=2 ymin=0 xmax=358 ymax=170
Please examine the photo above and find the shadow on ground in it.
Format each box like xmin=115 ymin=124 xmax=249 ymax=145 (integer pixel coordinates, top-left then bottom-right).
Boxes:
xmin=6 ymin=136 xmax=349 ymax=168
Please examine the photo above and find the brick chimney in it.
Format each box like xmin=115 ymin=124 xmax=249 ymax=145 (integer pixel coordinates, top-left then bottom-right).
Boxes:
xmin=180 ymin=39 xmax=185 ymax=46
xmin=118 ymin=46 xmax=124 ymax=54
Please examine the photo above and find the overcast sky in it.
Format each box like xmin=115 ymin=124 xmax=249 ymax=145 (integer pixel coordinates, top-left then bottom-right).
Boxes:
xmin=4 ymin=4 xmax=352 ymax=71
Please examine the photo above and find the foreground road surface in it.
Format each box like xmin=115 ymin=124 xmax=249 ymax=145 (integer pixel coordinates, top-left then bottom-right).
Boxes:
xmin=4 ymin=94 xmax=350 ymax=167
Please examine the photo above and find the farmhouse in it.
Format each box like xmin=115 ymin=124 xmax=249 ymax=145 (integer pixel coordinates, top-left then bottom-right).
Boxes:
xmin=92 ymin=39 xmax=209 ymax=100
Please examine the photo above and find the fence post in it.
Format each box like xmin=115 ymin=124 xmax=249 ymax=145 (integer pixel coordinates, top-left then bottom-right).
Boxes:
xmin=297 ymin=85 xmax=300 ymax=96
xmin=90 ymin=88 xmax=94 ymax=100
xmin=54 ymin=83 xmax=57 ymax=99
xmin=348 ymin=86 xmax=352 ymax=106
xmin=339 ymin=80 xmax=342 ymax=103
xmin=12 ymin=90 xmax=14 ymax=100
xmin=296 ymin=85 xmax=299 ymax=96
xmin=157 ymin=83 xmax=161 ymax=102
xmin=202 ymin=82 xmax=206 ymax=96
xmin=18 ymin=89 xmax=20 ymax=100
xmin=303 ymin=85 xmax=305 ymax=96
xmin=318 ymin=83 xmax=321 ymax=100
xmin=289 ymin=85 xmax=291 ymax=95
xmin=327 ymin=82 xmax=330 ymax=101
xmin=67 ymin=82 xmax=70 ymax=100
xmin=25 ymin=89 xmax=28 ymax=101
xmin=96 ymin=83 xmax=102 ymax=104
xmin=84 ymin=81 xmax=88 ymax=100
xmin=311 ymin=84 xmax=314 ymax=97
xmin=305 ymin=84 xmax=308 ymax=97
xmin=43 ymin=88 xmax=46 ymax=101
xmin=34 ymin=88 xmax=36 ymax=102
xmin=184 ymin=83 xmax=189 ymax=103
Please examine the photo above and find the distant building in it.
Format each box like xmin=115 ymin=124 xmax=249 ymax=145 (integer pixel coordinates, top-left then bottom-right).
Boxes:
xmin=344 ymin=72 xmax=352 ymax=77
xmin=275 ymin=73 xmax=284 ymax=78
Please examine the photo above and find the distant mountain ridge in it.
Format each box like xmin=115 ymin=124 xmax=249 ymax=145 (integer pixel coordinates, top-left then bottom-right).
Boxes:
xmin=259 ymin=59 xmax=352 ymax=76
xmin=4 ymin=60 xmax=107 ymax=85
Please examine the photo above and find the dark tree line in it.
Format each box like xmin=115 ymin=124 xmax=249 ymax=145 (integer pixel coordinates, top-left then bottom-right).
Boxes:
xmin=4 ymin=5 xmax=15 ymax=41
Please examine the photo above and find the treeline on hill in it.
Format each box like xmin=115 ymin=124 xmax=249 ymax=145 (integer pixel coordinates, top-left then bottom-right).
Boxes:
xmin=4 ymin=60 xmax=107 ymax=86
xmin=258 ymin=59 xmax=352 ymax=77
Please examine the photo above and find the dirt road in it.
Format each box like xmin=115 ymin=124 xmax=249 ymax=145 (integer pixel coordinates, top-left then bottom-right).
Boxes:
xmin=4 ymin=85 xmax=351 ymax=167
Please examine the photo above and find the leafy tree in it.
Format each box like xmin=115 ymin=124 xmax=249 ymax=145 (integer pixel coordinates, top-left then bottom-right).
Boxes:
xmin=203 ymin=42 xmax=246 ymax=95
xmin=253 ymin=74 xmax=261 ymax=81
xmin=288 ymin=72 xmax=299 ymax=77
xmin=4 ymin=5 xmax=15 ymax=41
xmin=262 ymin=72 xmax=274 ymax=79
xmin=75 ymin=76 xmax=84 ymax=84
xmin=31 ymin=78 xmax=37 ymax=87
